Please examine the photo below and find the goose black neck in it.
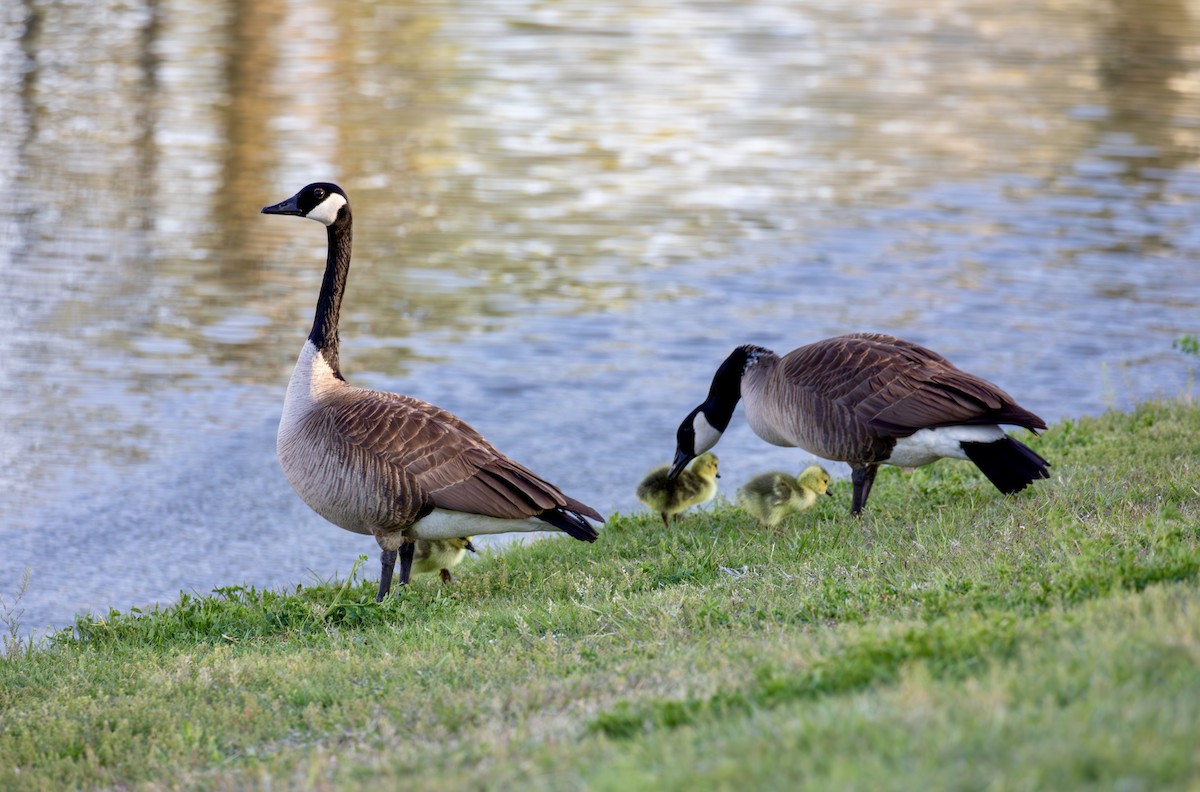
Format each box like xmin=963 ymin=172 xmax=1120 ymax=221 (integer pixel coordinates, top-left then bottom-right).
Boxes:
xmin=309 ymin=213 xmax=352 ymax=378
xmin=702 ymin=347 xmax=755 ymax=431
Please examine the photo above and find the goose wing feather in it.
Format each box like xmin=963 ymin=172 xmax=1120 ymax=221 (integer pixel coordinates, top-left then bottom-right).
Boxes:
xmin=779 ymin=333 xmax=1046 ymax=438
xmin=325 ymin=388 xmax=592 ymax=521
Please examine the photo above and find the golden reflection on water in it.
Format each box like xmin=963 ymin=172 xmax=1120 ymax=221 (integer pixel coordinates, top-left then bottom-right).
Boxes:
xmin=3 ymin=0 xmax=1200 ymax=511
xmin=3 ymin=0 xmax=1200 ymax=632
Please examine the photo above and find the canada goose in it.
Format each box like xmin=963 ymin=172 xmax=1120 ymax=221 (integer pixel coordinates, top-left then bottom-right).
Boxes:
xmin=738 ymin=465 xmax=832 ymax=527
xmin=635 ymin=452 xmax=720 ymax=528
xmin=669 ymin=333 xmax=1049 ymax=515
xmin=412 ymin=537 xmax=477 ymax=583
xmin=262 ymin=183 xmax=602 ymax=601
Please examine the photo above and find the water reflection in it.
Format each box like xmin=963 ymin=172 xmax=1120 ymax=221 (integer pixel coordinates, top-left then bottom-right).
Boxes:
xmin=0 ymin=0 xmax=1198 ymax=635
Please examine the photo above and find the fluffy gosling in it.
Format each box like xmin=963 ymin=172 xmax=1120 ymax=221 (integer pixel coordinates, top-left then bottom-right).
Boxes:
xmin=412 ymin=537 xmax=477 ymax=583
xmin=636 ymin=452 xmax=720 ymax=528
xmin=738 ymin=465 xmax=832 ymax=527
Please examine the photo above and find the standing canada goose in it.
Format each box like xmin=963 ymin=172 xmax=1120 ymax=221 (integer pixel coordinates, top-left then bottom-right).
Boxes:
xmin=669 ymin=333 xmax=1049 ymax=515
xmin=412 ymin=537 xmax=477 ymax=583
xmin=738 ymin=465 xmax=832 ymax=527
xmin=263 ymin=183 xmax=602 ymax=601
xmin=635 ymin=452 xmax=720 ymax=528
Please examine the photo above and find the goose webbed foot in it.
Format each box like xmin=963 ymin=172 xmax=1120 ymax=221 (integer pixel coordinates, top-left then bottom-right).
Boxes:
xmin=440 ymin=569 xmax=453 ymax=584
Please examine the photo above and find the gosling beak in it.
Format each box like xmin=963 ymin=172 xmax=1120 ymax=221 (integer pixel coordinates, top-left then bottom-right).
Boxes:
xmin=825 ymin=489 xmax=834 ymax=497
xmin=261 ymin=194 xmax=304 ymax=216
xmin=465 ymin=540 xmax=478 ymax=553
xmin=668 ymin=448 xmax=693 ymax=480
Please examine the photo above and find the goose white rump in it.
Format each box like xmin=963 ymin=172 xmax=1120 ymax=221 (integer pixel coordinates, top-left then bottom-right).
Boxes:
xmin=884 ymin=425 xmax=1008 ymax=468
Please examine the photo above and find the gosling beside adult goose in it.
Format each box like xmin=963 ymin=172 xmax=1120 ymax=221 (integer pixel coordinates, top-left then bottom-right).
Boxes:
xmin=412 ymin=537 xmax=477 ymax=583
xmin=635 ymin=452 xmax=720 ymax=528
xmin=738 ymin=465 xmax=833 ymax=527
xmin=263 ymin=183 xmax=602 ymax=601
xmin=669 ymin=333 xmax=1049 ymax=515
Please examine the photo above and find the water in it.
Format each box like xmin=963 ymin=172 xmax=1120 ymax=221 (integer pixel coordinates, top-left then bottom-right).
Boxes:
xmin=2 ymin=0 xmax=1198 ymax=637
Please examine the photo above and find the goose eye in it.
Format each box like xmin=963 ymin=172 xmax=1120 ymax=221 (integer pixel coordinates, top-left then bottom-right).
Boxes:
xmin=313 ymin=187 xmax=326 ymax=200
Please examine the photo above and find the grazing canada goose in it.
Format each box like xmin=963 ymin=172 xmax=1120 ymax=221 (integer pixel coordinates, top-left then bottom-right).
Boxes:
xmin=412 ymin=537 xmax=477 ymax=583
xmin=738 ymin=465 xmax=832 ymax=527
xmin=262 ymin=183 xmax=602 ymax=601
xmin=669 ymin=333 xmax=1050 ymax=515
xmin=635 ymin=452 xmax=720 ymax=528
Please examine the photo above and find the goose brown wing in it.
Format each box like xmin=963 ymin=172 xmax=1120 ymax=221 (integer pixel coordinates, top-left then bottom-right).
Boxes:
xmin=327 ymin=388 xmax=592 ymax=520
xmin=781 ymin=333 xmax=1046 ymax=438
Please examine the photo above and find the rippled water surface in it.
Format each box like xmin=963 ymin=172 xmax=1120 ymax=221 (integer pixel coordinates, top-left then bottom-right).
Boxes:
xmin=2 ymin=0 xmax=1198 ymax=635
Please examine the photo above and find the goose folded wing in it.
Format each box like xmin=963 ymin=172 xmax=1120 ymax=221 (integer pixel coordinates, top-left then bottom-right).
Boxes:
xmin=782 ymin=335 xmax=1036 ymax=437
xmin=327 ymin=390 xmax=577 ymax=520
xmin=427 ymin=449 xmax=603 ymax=523
xmin=428 ymin=448 xmax=570 ymax=518
xmin=849 ymin=365 xmax=1041 ymax=435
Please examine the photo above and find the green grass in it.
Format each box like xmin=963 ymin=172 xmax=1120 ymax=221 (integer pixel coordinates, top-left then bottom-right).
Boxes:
xmin=2 ymin=399 xmax=1199 ymax=790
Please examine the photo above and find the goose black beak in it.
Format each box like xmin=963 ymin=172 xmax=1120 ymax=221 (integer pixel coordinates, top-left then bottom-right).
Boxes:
xmin=668 ymin=448 xmax=693 ymax=480
xmin=465 ymin=539 xmax=478 ymax=553
xmin=261 ymin=195 xmax=304 ymax=216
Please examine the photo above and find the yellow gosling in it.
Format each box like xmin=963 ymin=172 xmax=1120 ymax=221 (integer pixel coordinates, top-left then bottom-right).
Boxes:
xmin=412 ymin=537 xmax=477 ymax=583
xmin=738 ymin=465 xmax=832 ymax=527
xmin=635 ymin=453 xmax=720 ymax=529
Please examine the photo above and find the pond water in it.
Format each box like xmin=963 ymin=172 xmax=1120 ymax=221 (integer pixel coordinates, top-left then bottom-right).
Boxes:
xmin=2 ymin=0 xmax=1198 ymax=637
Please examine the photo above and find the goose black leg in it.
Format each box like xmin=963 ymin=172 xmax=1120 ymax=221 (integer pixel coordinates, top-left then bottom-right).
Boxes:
xmin=377 ymin=548 xmax=398 ymax=602
xmin=850 ymin=464 xmax=879 ymax=516
xmin=397 ymin=541 xmax=415 ymax=587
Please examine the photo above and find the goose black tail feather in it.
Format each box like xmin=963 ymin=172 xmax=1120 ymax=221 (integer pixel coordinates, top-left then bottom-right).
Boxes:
xmin=961 ymin=437 xmax=1051 ymax=495
xmin=537 ymin=507 xmax=602 ymax=542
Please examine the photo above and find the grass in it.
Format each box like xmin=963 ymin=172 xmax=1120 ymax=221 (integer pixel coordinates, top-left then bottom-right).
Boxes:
xmin=0 ymin=567 xmax=35 ymax=660
xmin=2 ymin=399 xmax=1199 ymax=790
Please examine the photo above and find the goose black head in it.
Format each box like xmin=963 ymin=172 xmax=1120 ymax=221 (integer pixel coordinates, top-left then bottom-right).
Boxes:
xmin=668 ymin=345 xmax=767 ymax=479
xmin=262 ymin=182 xmax=349 ymax=227
xmin=670 ymin=405 xmax=723 ymax=479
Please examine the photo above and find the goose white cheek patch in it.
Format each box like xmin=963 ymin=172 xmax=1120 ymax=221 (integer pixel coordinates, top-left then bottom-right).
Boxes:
xmin=307 ymin=193 xmax=347 ymax=226
xmin=693 ymin=412 xmax=723 ymax=454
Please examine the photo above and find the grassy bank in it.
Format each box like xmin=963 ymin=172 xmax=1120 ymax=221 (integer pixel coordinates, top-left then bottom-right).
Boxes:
xmin=2 ymin=400 xmax=1199 ymax=790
